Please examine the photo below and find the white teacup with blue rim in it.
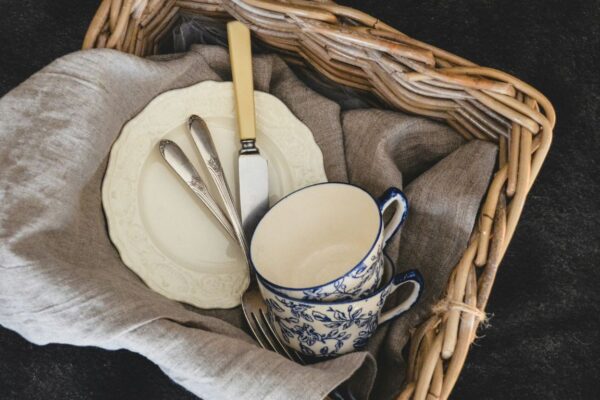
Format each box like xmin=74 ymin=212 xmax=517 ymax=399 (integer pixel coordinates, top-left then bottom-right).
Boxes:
xmin=250 ymin=182 xmax=408 ymax=301
xmin=258 ymin=254 xmax=423 ymax=357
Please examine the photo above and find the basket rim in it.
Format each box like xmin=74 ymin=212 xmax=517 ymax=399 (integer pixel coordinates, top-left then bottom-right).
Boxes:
xmin=82 ymin=1 xmax=555 ymax=399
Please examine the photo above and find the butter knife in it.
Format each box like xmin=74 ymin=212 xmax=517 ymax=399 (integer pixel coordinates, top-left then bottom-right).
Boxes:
xmin=227 ymin=21 xmax=269 ymax=240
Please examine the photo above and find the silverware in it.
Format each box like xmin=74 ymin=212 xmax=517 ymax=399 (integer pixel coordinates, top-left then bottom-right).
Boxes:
xmin=227 ymin=21 xmax=269 ymax=240
xmin=242 ymin=288 xmax=306 ymax=364
xmin=242 ymin=289 xmax=342 ymax=400
xmin=158 ymin=139 xmax=237 ymax=242
xmin=224 ymin=23 xmax=344 ymax=397
xmin=160 ymin=128 xmax=342 ymax=400
xmin=187 ymin=115 xmax=250 ymax=263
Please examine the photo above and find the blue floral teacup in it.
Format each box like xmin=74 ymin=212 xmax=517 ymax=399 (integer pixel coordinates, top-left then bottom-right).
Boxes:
xmin=251 ymin=182 xmax=408 ymax=301
xmin=258 ymin=254 xmax=423 ymax=357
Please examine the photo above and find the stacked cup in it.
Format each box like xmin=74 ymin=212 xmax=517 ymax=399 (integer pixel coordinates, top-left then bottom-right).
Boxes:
xmin=251 ymin=183 xmax=423 ymax=357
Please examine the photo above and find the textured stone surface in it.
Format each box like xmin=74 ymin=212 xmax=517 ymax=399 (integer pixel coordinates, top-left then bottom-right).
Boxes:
xmin=1 ymin=0 xmax=598 ymax=399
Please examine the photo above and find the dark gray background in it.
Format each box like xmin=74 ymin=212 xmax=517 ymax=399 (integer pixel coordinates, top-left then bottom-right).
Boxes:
xmin=1 ymin=0 xmax=598 ymax=399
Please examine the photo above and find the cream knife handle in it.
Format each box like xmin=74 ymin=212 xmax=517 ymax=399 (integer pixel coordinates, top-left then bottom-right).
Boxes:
xmin=227 ymin=21 xmax=256 ymax=141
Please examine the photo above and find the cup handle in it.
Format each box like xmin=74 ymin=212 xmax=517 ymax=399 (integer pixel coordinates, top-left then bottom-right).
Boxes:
xmin=379 ymin=269 xmax=423 ymax=324
xmin=376 ymin=187 xmax=409 ymax=245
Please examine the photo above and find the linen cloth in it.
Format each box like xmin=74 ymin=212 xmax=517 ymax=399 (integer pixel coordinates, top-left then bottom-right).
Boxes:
xmin=0 ymin=45 xmax=496 ymax=399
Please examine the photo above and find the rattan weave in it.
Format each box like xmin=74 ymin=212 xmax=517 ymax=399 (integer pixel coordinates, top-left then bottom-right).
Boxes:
xmin=83 ymin=1 xmax=555 ymax=399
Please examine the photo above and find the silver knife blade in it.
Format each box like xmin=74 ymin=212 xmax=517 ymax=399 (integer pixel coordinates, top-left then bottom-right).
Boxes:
xmin=238 ymin=145 xmax=269 ymax=239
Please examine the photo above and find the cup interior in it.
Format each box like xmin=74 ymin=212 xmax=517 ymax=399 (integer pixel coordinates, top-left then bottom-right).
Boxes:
xmin=251 ymin=183 xmax=381 ymax=289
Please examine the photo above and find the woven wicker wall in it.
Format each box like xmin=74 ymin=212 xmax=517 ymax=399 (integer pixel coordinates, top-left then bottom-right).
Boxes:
xmin=83 ymin=1 xmax=555 ymax=399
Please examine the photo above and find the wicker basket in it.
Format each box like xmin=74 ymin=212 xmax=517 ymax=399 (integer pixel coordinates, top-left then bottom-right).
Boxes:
xmin=83 ymin=1 xmax=555 ymax=399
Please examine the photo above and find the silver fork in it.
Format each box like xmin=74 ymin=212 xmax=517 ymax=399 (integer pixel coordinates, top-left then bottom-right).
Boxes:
xmin=242 ymin=288 xmax=347 ymax=400
xmin=241 ymin=287 xmax=307 ymax=365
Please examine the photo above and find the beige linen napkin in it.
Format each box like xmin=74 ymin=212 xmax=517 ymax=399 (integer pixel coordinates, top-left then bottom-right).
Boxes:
xmin=0 ymin=45 xmax=496 ymax=399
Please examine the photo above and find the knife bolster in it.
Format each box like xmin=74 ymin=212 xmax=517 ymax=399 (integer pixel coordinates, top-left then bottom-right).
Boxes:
xmin=240 ymin=139 xmax=260 ymax=155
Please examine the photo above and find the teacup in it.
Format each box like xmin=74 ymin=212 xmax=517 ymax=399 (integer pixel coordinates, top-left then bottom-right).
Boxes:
xmin=258 ymin=254 xmax=423 ymax=357
xmin=251 ymin=182 xmax=408 ymax=301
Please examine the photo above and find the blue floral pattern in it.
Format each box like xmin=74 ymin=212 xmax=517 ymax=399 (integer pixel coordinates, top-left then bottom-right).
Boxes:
xmin=297 ymin=246 xmax=385 ymax=302
xmin=260 ymin=254 xmax=424 ymax=357
xmin=267 ymin=287 xmax=393 ymax=356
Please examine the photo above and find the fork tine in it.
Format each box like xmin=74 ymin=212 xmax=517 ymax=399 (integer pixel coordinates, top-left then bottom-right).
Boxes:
xmin=256 ymin=308 xmax=342 ymax=400
xmin=243 ymin=289 xmax=304 ymax=363
xmin=253 ymin=311 xmax=286 ymax=354
xmin=243 ymin=289 xmax=337 ymax=400
xmin=257 ymin=308 xmax=304 ymax=364
xmin=243 ymin=289 xmax=291 ymax=357
xmin=242 ymin=292 xmax=274 ymax=351
xmin=292 ymin=349 xmax=308 ymax=365
xmin=244 ymin=310 xmax=272 ymax=350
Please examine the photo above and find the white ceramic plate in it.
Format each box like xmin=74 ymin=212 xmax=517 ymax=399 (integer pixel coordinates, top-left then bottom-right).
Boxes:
xmin=102 ymin=81 xmax=327 ymax=309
